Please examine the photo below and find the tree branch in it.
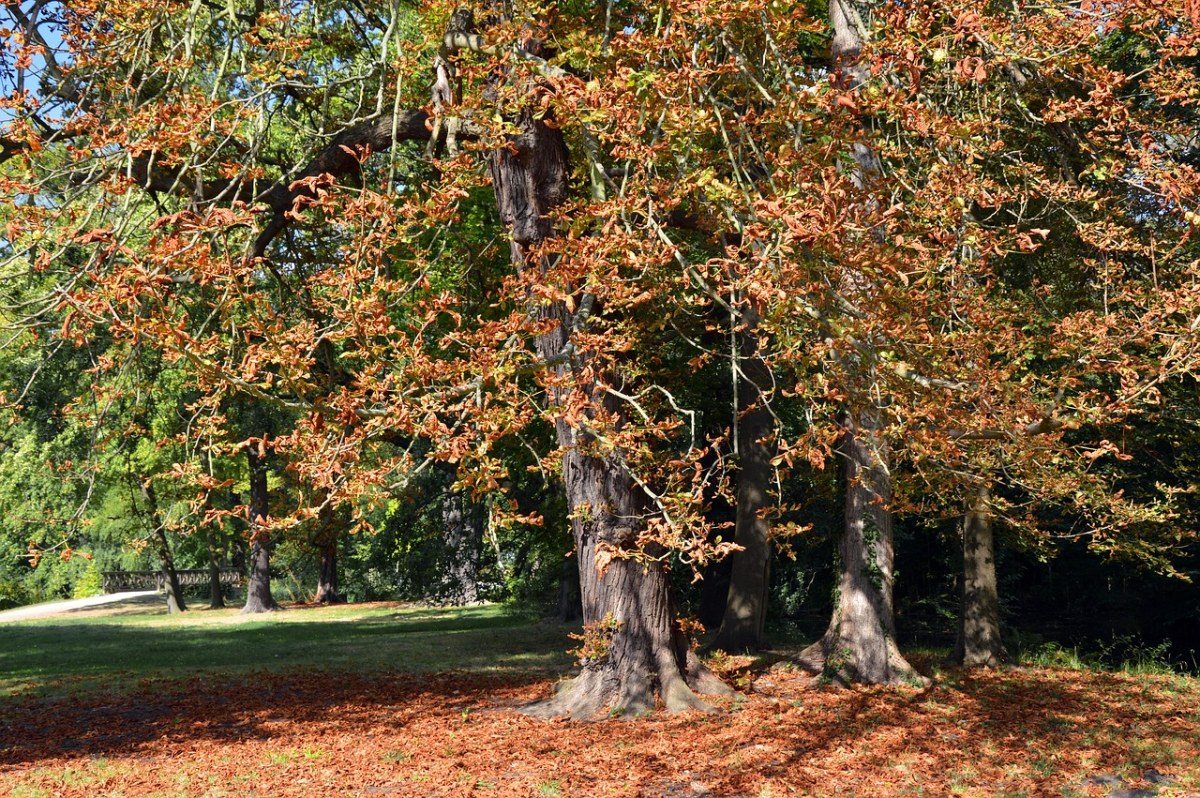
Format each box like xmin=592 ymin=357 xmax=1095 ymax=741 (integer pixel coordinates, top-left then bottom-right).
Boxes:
xmin=247 ymin=110 xmax=434 ymax=260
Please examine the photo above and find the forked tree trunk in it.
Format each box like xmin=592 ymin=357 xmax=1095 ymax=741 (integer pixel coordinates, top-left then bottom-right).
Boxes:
xmin=482 ymin=67 xmax=730 ymax=716
xmin=711 ymin=318 xmax=773 ymax=653
xmin=798 ymin=413 xmax=922 ymax=685
xmin=242 ymin=445 xmax=278 ymax=614
xmin=952 ymin=485 xmax=1008 ymax=668
xmin=140 ymin=480 xmax=187 ymax=614
xmin=312 ymin=503 xmax=345 ymax=604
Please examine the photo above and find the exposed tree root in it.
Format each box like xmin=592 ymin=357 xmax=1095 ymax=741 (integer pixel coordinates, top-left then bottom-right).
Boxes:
xmin=313 ymin=588 xmax=346 ymax=605
xmin=949 ymin=644 xmax=1009 ymax=670
xmin=961 ymin=652 xmax=1006 ymax=669
xmin=797 ymin=631 xmax=929 ymax=688
xmin=522 ymin=650 xmax=735 ymax=721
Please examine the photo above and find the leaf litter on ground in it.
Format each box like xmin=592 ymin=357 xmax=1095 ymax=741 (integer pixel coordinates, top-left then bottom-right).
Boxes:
xmin=1 ymin=663 xmax=1198 ymax=797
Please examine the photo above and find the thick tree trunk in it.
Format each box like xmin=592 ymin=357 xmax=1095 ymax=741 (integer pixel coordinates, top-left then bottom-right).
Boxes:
xmin=483 ymin=81 xmax=729 ymax=716
xmin=313 ymin=539 xmax=343 ymax=604
xmin=556 ymin=554 xmax=582 ymax=623
xmin=952 ymin=485 xmax=1008 ymax=668
xmin=241 ymin=445 xmax=278 ymax=614
xmin=140 ymin=480 xmax=187 ymax=614
xmin=312 ymin=503 xmax=345 ymax=604
xmin=711 ymin=321 xmax=773 ymax=653
xmin=795 ymin=0 xmax=922 ymax=686
xmin=441 ymin=488 xmax=483 ymax=605
xmin=798 ymin=413 xmax=922 ymax=685
xmin=537 ymin=406 xmax=732 ymax=718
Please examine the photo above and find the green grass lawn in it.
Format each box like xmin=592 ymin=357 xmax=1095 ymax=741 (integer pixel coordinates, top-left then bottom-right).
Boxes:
xmin=0 ymin=602 xmax=577 ymax=700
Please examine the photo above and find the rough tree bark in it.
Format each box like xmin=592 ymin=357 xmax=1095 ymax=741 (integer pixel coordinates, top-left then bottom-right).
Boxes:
xmin=951 ymin=485 xmax=1008 ymax=668
xmin=441 ymin=489 xmax=483 ymax=605
xmin=798 ymin=411 xmax=923 ymax=685
xmin=312 ymin=502 xmax=345 ymax=604
xmin=140 ymin=480 xmax=187 ymax=614
xmin=241 ymin=444 xmax=278 ymax=614
xmin=547 ymin=405 xmax=734 ymax=717
xmin=711 ymin=309 xmax=774 ymax=653
xmin=794 ymin=0 xmax=922 ymax=685
xmin=556 ymin=554 xmax=582 ymax=623
xmin=472 ymin=11 xmax=730 ymax=717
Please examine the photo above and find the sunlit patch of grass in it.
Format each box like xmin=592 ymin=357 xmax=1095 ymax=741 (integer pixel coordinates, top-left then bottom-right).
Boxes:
xmin=946 ymin=765 xmax=978 ymax=794
xmin=0 ymin=602 xmax=575 ymax=700
xmin=9 ymin=788 xmax=49 ymax=798
xmin=535 ymin=779 xmax=563 ymax=797
xmin=1021 ymin=642 xmax=1092 ymax=671
xmin=1 ymin=616 xmax=1196 ymax=798
xmin=1014 ymin=635 xmax=1190 ymax=678
xmin=265 ymin=750 xmax=294 ymax=765
xmin=9 ymin=759 xmax=142 ymax=798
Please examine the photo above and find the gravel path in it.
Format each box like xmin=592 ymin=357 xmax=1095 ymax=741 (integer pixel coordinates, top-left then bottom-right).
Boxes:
xmin=0 ymin=591 xmax=160 ymax=623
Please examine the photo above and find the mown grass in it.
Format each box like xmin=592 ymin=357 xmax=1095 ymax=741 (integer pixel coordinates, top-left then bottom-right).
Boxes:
xmin=0 ymin=601 xmax=577 ymax=700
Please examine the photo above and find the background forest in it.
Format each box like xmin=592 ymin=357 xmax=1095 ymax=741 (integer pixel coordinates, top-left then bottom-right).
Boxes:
xmin=1 ymin=0 xmax=1199 ymax=703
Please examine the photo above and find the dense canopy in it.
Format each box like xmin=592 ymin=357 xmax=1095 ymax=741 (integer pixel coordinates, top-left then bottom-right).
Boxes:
xmin=1 ymin=0 xmax=1198 ymax=714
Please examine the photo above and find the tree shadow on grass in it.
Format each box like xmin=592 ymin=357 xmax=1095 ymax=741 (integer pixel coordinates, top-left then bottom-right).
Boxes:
xmin=0 ymin=611 xmax=576 ymax=701
xmin=0 ymin=607 xmax=585 ymax=775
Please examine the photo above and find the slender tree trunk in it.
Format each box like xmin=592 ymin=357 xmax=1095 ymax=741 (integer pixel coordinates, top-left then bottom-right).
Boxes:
xmin=241 ymin=445 xmax=278 ymax=613
xmin=952 ymin=485 xmax=1008 ymax=667
xmin=711 ymin=315 xmax=773 ymax=653
xmin=141 ymin=481 xmax=187 ymax=614
xmin=203 ymin=491 xmax=225 ymax=609
xmin=481 ymin=60 xmax=730 ymax=715
xmin=229 ymin=488 xmax=247 ymax=576
xmin=205 ymin=526 xmax=225 ymax=609
xmin=798 ymin=412 xmax=922 ymax=685
xmin=442 ymin=489 xmax=483 ymax=605
xmin=312 ymin=503 xmax=345 ymax=604
xmin=201 ymin=453 xmax=225 ymax=608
